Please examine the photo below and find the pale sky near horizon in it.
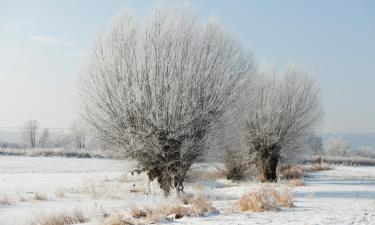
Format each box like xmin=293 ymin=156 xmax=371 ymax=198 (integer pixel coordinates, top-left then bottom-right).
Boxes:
xmin=0 ymin=0 xmax=374 ymax=133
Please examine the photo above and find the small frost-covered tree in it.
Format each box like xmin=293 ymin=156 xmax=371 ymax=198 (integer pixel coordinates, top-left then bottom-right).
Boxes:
xmin=37 ymin=128 xmax=49 ymax=148
xmin=324 ymin=136 xmax=350 ymax=157
xmin=307 ymin=134 xmax=323 ymax=155
xmin=70 ymin=120 xmax=86 ymax=150
xmin=80 ymin=5 xmax=253 ymax=195
xmin=23 ymin=120 xmax=40 ymax=148
xmin=244 ymin=66 xmax=322 ymax=182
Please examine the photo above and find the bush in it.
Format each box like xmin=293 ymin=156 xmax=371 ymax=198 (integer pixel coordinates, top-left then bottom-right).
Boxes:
xmin=237 ymin=188 xmax=293 ymax=212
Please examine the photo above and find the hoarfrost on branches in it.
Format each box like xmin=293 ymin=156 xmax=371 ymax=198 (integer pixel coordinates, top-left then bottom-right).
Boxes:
xmin=80 ymin=5 xmax=253 ymax=194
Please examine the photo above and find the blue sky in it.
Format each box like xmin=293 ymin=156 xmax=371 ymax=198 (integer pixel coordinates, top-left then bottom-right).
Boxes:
xmin=0 ymin=0 xmax=374 ymax=133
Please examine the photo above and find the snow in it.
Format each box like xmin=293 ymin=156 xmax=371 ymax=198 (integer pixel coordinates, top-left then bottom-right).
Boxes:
xmin=0 ymin=156 xmax=375 ymax=225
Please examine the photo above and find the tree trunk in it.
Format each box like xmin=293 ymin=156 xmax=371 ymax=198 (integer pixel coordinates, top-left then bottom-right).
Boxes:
xmin=257 ymin=146 xmax=280 ymax=182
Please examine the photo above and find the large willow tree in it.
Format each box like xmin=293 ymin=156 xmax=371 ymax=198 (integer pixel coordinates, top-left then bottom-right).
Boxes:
xmin=80 ymin=5 xmax=253 ymax=195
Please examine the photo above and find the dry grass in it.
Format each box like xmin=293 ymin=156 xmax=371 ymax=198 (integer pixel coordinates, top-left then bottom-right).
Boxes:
xmin=55 ymin=189 xmax=65 ymax=198
xmin=238 ymin=190 xmax=275 ymax=212
xmin=288 ymin=179 xmax=305 ymax=187
xmin=146 ymin=205 xmax=189 ymax=223
xmin=279 ymin=163 xmax=330 ymax=180
xmin=303 ymin=164 xmax=330 ymax=172
xmin=189 ymin=183 xmax=204 ymax=192
xmin=129 ymin=185 xmax=144 ymax=193
xmin=20 ymin=195 xmax=27 ymax=202
xmin=102 ymin=214 xmax=135 ymax=225
xmin=120 ymin=195 xmax=216 ymax=224
xmin=237 ymin=188 xmax=293 ymax=212
xmin=270 ymin=188 xmax=293 ymax=207
xmin=34 ymin=192 xmax=47 ymax=201
xmin=190 ymin=196 xmax=215 ymax=216
xmin=0 ymin=195 xmax=11 ymax=205
xmin=30 ymin=209 xmax=87 ymax=225
xmin=186 ymin=167 xmax=227 ymax=181
xmin=279 ymin=166 xmax=306 ymax=179
xmin=118 ymin=175 xmax=132 ymax=183
xmin=130 ymin=207 xmax=148 ymax=219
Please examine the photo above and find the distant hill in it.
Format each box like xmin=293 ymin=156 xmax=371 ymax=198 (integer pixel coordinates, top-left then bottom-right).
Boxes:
xmin=321 ymin=133 xmax=375 ymax=150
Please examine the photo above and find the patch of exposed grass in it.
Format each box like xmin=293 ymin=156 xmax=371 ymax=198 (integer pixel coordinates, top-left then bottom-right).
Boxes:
xmin=0 ymin=194 xmax=11 ymax=206
xmin=55 ymin=189 xmax=65 ymax=198
xmin=288 ymin=179 xmax=305 ymax=187
xmin=237 ymin=188 xmax=293 ymax=212
xmin=102 ymin=214 xmax=135 ymax=225
xmin=279 ymin=163 xmax=330 ymax=180
xmin=30 ymin=209 xmax=87 ymax=225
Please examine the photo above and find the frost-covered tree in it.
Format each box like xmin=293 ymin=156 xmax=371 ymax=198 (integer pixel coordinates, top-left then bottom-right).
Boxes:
xmin=307 ymin=134 xmax=323 ymax=155
xmin=80 ymin=5 xmax=253 ymax=195
xmin=324 ymin=136 xmax=350 ymax=157
xmin=243 ymin=66 xmax=322 ymax=182
xmin=23 ymin=120 xmax=39 ymax=148
xmin=37 ymin=128 xmax=49 ymax=148
xmin=71 ymin=120 xmax=86 ymax=150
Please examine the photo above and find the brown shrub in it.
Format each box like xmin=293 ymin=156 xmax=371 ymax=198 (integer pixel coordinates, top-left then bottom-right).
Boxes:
xmin=288 ymin=179 xmax=305 ymax=187
xmin=30 ymin=209 xmax=87 ymax=225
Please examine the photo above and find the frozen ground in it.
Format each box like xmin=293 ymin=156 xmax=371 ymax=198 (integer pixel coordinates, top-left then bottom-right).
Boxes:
xmin=0 ymin=156 xmax=374 ymax=225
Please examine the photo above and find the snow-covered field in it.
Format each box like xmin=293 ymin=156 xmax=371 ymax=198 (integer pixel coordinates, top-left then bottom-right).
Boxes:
xmin=0 ymin=156 xmax=375 ymax=225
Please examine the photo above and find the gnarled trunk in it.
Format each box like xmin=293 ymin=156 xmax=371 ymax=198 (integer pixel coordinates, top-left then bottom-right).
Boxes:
xmin=256 ymin=145 xmax=280 ymax=182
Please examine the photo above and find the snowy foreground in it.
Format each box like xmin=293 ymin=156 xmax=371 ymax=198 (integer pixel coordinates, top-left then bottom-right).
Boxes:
xmin=0 ymin=156 xmax=375 ymax=225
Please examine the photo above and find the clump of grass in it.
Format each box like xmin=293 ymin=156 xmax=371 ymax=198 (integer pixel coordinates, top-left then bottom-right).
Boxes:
xmin=129 ymin=207 xmax=148 ymax=218
xmin=0 ymin=194 xmax=11 ymax=205
xmin=279 ymin=164 xmax=330 ymax=180
xmin=129 ymin=185 xmax=144 ymax=193
xmin=238 ymin=190 xmax=274 ymax=212
xmin=288 ymin=179 xmax=305 ymax=187
xmin=190 ymin=183 xmax=204 ymax=192
xmin=270 ymin=188 xmax=293 ymax=207
xmin=146 ymin=205 xmax=189 ymax=223
xmin=190 ymin=196 xmax=215 ymax=216
xmin=20 ymin=195 xmax=28 ymax=202
xmin=303 ymin=164 xmax=330 ymax=172
xmin=102 ymin=214 xmax=135 ymax=225
xmin=279 ymin=166 xmax=306 ymax=179
xmin=30 ymin=209 xmax=87 ymax=225
xmin=186 ymin=167 xmax=227 ymax=181
xmin=237 ymin=188 xmax=293 ymax=212
xmin=122 ymin=195 xmax=216 ymax=224
xmin=34 ymin=192 xmax=47 ymax=201
xmin=55 ymin=189 xmax=65 ymax=198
